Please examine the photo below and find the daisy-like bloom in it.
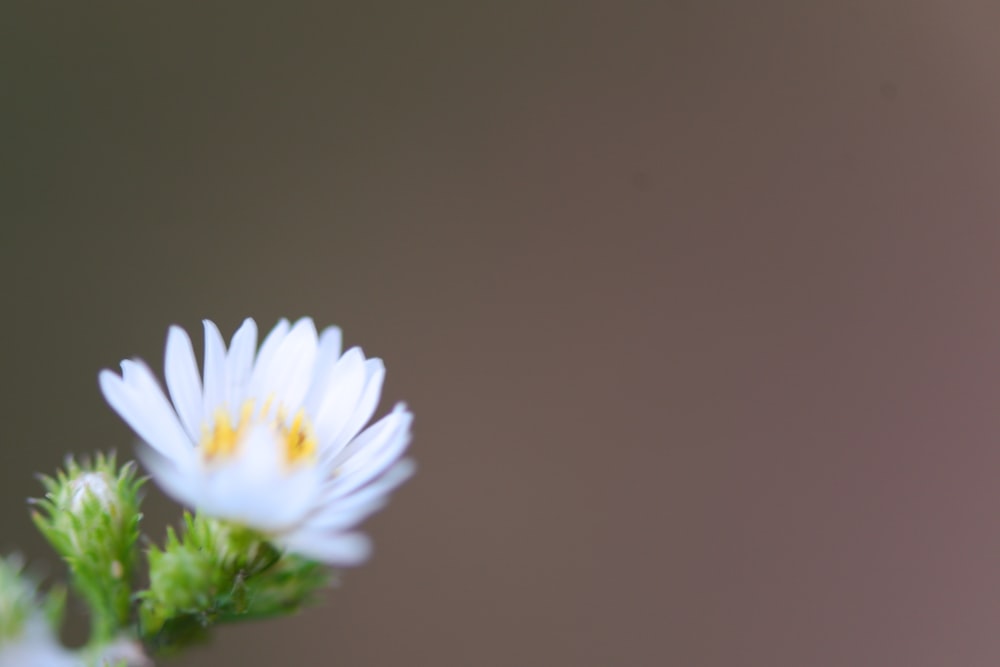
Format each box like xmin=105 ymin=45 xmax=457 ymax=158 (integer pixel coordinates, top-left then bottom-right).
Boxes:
xmin=99 ymin=318 xmax=414 ymax=566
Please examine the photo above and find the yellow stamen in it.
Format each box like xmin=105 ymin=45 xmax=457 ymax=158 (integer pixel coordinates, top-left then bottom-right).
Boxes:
xmin=199 ymin=398 xmax=317 ymax=467
xmin=260 ymin=395 xmax=274 ymax=418
xmin=201 ymin=407 xmax=240 ymax=460
xmin=282 ymin=408 xmax=317 ymax=465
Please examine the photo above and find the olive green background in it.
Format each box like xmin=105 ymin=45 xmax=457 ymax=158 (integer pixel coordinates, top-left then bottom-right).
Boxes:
xmin=5 ymin=2 xmax=1000 ymax=665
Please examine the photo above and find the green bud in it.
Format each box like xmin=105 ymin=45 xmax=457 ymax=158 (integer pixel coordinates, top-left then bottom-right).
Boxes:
xmin=32 ymin=453 xmax=144 ymax=644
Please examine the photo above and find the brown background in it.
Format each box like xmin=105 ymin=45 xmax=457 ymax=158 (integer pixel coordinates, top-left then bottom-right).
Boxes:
xmin=5 ymin=2 xmax=1000 ymax=665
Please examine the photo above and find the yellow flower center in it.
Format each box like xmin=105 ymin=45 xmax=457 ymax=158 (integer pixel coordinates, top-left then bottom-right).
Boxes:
xmin=200 ymin=399 xmax=317 ymax=466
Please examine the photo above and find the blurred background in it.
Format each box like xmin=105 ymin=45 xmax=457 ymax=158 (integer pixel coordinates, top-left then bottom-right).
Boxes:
xmin=5 ymin=1 xmax=1000 ymax=665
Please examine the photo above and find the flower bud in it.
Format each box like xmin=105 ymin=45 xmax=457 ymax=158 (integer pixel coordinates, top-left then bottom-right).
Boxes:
xmin=32 ymin=454 xmax=144 ymax=643
xmin=68 ymin=471 xmax=115 ymax=513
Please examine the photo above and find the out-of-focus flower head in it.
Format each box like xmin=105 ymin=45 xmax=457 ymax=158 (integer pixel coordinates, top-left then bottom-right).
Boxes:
xmin=0 ymin=555 xmax=76 ymax=667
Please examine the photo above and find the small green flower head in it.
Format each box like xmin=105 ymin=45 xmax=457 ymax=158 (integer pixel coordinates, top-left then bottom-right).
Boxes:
xmin=32 ymin=453 xmax=144 ymax=643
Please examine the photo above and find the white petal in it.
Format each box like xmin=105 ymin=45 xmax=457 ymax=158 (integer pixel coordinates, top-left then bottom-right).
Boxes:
xmin=164 ymin=325 xmax=203 ymax=442
xmin=312 ymin=348 xmax=367 ymax=453
xmin=279 ymin=531 xmax=372 ymax=566
xmin=328 ymin=403 xmax=411 ymax=471
xmin=247 ymin=318 xmax=290 ymax=400
xmin=325 ymin=406 xmax=413 ymax=500
xmin=120 ymin=360 xmax=194 ymax=454
xmin=201 ymin=320 xmax=228 ymax=415
xmin=307 ymin=459 xmax=415 ymax=531
xmin=338 ymin=457 xmax=415 ymax=508
xmin=326 ymin=358 xmax=385 ymax=457
xmin=304 ymin=497 xmax=387 ymax=533
xmin=99 ymin=366 xmax=190 ymax=461
xmin=303 ymin=326 xmax=343 ymax=413
xmin=226 ymin=318 xmax=258 ymax=414
xmin=136 ymin=444 xmax=201 ymax=508
xmin=258 ymin=317 xmax=317 ymax=412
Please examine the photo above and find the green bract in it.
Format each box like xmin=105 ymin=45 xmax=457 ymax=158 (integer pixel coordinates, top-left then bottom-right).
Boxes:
xmin=140 ymin=513 xmax=331 ymax=654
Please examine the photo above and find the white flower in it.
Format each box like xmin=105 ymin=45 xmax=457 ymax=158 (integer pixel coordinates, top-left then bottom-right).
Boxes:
xmin=0 ymin=617 xmax=80 ymax=667
xmin=0 ymin=556 xmax=79 ymax=667
xmin=99 ymin=317 xmax=414 ymax=566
